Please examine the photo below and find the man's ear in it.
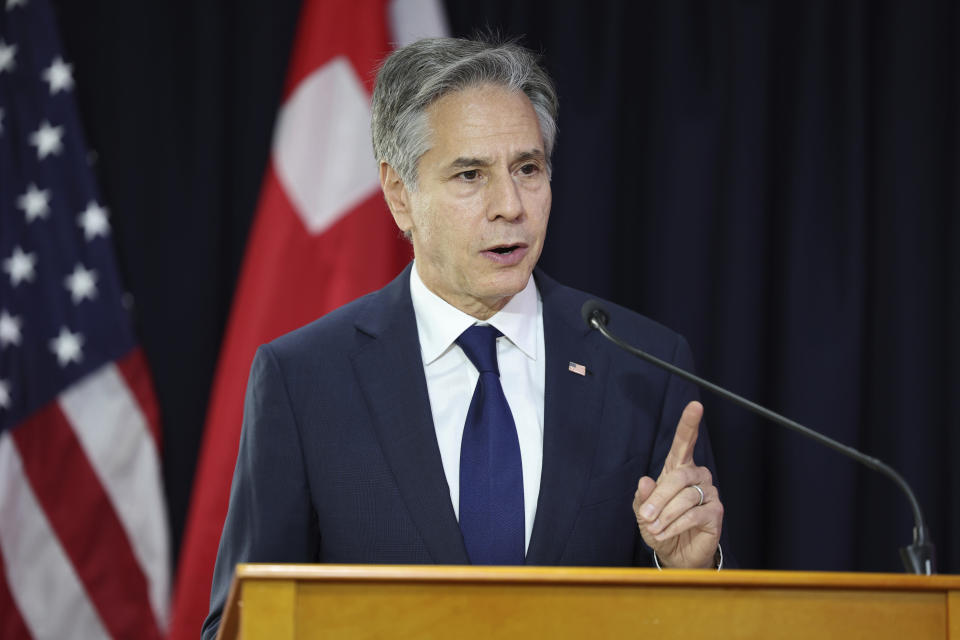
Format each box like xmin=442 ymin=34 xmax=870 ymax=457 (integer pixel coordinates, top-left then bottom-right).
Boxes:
xmin=380 ymin=163 xmax=413 ymax=234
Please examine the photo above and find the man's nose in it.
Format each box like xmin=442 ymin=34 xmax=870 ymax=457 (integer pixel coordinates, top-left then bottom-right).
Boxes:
xmin=488 ymin=173 xmax=525 ymax=221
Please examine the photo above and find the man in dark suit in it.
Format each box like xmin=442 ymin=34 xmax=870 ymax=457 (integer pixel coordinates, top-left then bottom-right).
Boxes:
xmin=203 ymin=36 xmax=726 ymax=638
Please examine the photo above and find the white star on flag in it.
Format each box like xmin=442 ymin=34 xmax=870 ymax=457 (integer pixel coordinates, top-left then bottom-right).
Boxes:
xmin=42 ymin=56 xmax=74 ymax=94
xmin=0 ymin=379 xmax=10 ymax=409
xmin=17 ymin=183 xmax=52 ymax=222
xmin=5 ymin=0 xmax=28 ymax=11
xmin=0 ymin=310 xmax=22 ymax=348
xmin=28 ymin=120 xmax=64 ymax=159
xmin=49 ymin=326 xmax=84 ymax=366
xmin=78 ymin=201 xmax=110 ymax=240
xmin=64 ymin=263 xmax=98 ymax=304
xmin=3 ymin=246 xmax=37 ymax=286
xmin=0 ymin=40 xmax=15 ymax=73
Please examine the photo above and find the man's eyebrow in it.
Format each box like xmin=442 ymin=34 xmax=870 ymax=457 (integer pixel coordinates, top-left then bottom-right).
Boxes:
xmin=447 ymin=149 xmax=545 ymax=169
xmin=449 ymin=156 xmax=494 ymax=169
xmin=513 ymin=149 xmax=546 ymax=164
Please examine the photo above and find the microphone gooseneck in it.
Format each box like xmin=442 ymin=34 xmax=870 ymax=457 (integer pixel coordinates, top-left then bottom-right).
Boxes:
xmin=580 ymin=300 xmax=935 ymax=575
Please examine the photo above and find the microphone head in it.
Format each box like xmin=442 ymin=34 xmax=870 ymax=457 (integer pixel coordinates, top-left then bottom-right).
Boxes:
xmin=581 ymin=299 xmax=609 ymax=329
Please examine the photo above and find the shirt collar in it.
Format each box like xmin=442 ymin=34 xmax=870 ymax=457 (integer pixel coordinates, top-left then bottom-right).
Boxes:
xmin=409 ymin=261 xmax=540 ymax=365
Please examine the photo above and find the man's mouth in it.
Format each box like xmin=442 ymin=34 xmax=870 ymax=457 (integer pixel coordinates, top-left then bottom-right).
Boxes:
xmin=486 ymin=242 xmax=526 ymax=254
xmin=481 ymin=243 xmax=529 ymax=265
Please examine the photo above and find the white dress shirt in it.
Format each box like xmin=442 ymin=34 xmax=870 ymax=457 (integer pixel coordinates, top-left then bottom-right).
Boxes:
xmin=409 ymin=263 xmax=545 ymax=552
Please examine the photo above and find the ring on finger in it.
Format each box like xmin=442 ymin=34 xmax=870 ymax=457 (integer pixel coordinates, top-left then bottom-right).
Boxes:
xmin=690 ymin=484 xmax=704 ymax=506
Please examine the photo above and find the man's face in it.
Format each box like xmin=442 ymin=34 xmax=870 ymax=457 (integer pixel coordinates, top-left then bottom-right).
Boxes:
xmin=384 ymin=84 xmax=552 ymax=319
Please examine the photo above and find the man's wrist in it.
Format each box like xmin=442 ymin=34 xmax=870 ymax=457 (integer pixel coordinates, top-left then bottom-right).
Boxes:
xmin=652 ymin=544 xmax=723 ymax=571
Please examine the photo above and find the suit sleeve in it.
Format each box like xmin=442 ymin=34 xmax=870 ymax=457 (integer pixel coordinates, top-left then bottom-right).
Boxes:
xmin=202 ymin=344 xmax=321 ymax=639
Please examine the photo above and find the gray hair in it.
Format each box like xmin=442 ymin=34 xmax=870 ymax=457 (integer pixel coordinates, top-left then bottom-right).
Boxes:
xmin=371 ymin=36 xmax=558 ymax=189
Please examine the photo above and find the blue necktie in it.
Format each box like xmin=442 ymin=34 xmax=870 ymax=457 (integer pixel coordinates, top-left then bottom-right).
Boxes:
xmin=456 ymin=325 xmax=525 ymax=565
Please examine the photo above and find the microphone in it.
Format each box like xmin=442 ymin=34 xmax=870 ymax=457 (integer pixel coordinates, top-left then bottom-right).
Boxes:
xmin=581 ymin=300 xmax=935 ymax=575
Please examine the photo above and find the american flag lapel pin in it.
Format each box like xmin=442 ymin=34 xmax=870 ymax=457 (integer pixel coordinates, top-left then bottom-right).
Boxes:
xmin=568 ymin=361 xmax=587 ymax=376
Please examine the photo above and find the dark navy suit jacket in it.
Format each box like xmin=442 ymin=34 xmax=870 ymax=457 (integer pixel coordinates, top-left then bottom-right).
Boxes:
xmin=203 ymin=264 xmax=725 ymax=637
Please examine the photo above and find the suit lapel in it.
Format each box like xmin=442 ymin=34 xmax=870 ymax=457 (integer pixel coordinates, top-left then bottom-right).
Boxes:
xmin=525 ymin=271 xmax=609 ymax=565
xmin=350 ymin=264 xmax=469 ymax=564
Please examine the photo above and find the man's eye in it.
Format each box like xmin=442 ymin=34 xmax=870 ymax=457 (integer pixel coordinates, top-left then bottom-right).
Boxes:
xmin=518 ymin=163 xmax=539 ymax=176
xmin=459 ymin=170 xmax=479 ymax=181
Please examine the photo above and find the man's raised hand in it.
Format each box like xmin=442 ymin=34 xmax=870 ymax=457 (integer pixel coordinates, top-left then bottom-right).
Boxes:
xmin=633 ymin=401 xmax=723 ymax=568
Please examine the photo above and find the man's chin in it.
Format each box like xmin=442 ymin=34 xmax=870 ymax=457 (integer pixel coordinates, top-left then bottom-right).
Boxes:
xmin=481 ymin=270 xmax=534 ymax=301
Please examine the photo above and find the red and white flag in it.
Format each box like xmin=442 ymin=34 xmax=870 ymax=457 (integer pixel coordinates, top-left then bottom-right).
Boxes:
xmin=1 ymin=1 xmax=170 ymax=638
xmin=167 ymin=1 xmax=447 ymax=637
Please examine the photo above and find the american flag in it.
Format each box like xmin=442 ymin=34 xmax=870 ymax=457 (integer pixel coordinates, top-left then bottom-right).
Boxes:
xmin=0 ymin=1 xmax=169 ymax=639
xmin=568 ymin=362 xmax=587 ymax=376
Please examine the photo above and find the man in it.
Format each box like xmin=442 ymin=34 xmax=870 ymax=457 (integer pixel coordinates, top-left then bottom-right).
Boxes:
xmin=203 ymin=36 xmax=726 ymax=638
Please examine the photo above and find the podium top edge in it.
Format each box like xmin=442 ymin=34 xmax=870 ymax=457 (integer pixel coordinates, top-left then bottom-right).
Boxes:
xmin=233 ymin=564 xmax=960 ymax=591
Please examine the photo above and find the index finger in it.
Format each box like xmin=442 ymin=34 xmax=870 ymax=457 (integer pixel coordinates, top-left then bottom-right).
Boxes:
xmin=662 ymin=401 xmax=703 ymax=473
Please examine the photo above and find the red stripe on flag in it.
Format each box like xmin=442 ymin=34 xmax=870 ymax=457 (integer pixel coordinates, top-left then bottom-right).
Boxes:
xmin=13 ymin=403 xmax=162 ymax=640
xmin=0 ymin=550 xmax=32 ymax=640
xmin=116 ymin=348 xmax=163 ymax=449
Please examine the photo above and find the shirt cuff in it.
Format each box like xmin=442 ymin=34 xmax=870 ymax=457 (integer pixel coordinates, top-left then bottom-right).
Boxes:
xmin=652 ymin=544 xmax=723 ymax=571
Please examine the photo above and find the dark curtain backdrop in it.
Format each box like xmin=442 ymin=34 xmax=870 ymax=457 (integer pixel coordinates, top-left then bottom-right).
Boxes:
xmin=50 ymin=0 xmax=958 ymax=573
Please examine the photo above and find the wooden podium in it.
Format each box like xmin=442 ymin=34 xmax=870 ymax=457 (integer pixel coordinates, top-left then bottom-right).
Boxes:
xmin=218 ymin=564 xmax=960 ymax=639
